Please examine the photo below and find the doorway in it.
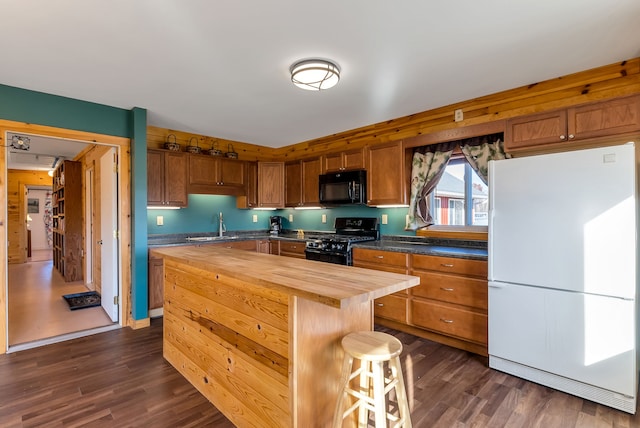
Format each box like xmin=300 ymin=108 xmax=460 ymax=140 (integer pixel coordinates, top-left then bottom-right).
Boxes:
xmin=5 ymin=132 xmax=122 ymax=351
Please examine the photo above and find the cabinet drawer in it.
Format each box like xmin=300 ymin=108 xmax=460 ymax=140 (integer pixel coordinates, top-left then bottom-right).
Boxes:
xmin=411 ymin=271 xmax=487 ymax=310
xmin=412 ymin=254 xmax=487 ymax=277
xmin=353 ymin=248 xmax=408 ymax=268
xmin=279 ymin=240 xmax=306 ymax=256
xmin=215 ymin=240 xmax=257 ymax=251
xmin=353 ymin=262 xmax=409 ymax=294
xmin=411 ymin=300 xmax=487 ymax=344
xmin=374 ymin=294 xmax=407 ymax=323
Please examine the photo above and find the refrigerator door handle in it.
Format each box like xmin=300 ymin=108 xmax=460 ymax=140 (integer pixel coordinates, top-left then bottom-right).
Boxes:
xmin=488 ymin=281 xmax=506 ymax=289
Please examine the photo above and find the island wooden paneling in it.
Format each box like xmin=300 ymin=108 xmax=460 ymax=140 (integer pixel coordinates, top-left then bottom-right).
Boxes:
xmin=153 ymin=245 xmax=419 ymax=427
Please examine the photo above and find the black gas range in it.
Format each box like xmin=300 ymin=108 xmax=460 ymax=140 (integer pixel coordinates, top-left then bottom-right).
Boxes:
xmin=305 ymin=217 xmax=379 ymax=266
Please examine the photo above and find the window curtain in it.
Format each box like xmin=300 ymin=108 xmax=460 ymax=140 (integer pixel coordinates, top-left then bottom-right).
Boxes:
xmin=459 ymin=133 xmax=510 ymax=185
xmin=406 ymin=133 xmax=509 ymax=231
xmin=406 ymin=141 xmax=457 ymax=230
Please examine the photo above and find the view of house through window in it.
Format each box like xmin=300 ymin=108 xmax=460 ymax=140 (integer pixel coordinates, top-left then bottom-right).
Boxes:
xmin=431 ymin=158 xmax=488 ymax=226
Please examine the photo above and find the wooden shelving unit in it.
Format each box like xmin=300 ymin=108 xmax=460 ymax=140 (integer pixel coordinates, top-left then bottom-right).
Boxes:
xmin=52 ymin=160 xmax=83 ymax=281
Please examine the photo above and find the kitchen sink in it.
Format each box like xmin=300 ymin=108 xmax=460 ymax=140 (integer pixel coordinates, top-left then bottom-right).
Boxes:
xmin=186 ymin=236 xmax=238 ymax=242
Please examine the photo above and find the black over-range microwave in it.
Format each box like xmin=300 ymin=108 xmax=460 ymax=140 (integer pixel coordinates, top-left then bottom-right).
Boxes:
xmin=319 ymin=169 xmax=367 ymax=205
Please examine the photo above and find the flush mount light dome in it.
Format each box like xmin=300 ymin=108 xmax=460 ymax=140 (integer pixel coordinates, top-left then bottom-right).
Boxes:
xmin=290 ymin=59 xmax=340 ymax=91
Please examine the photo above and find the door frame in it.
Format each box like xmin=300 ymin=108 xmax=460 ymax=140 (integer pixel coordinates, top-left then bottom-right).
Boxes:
xmin=0 ymin=119 xmax=132 ymax=354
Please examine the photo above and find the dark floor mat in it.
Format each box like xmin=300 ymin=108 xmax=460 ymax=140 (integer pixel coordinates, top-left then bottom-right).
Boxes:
xmin=63 ymin=291 xmax=101 ymax=310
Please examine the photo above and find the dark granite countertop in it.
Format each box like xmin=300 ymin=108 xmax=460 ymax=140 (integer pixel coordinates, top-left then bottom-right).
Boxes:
xmin=148 ymin=230 xmax=488 ymax=260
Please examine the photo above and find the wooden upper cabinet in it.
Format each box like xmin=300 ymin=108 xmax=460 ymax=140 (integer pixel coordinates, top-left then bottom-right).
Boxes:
xmin=286 ymin=157 xmax=321 ymax=207
xmin=237 ymin=161 xmax=258 ymax=209
xmin=366 ymin=141 xmax=410 ymax=206
xmin=187 ymin=154 xmax=245 ymax=195
xmin=505 ymin=95 xmax=640 ymax=152
xmin=257 ymin=162 xmax=285 ymax=208
xmin=285 ymin=161 xmax=302 ymax=207
xmin=322 ymin=148 xmax=365 ymax=173
xmin=147 ymin=149 xmax=188 ymax=207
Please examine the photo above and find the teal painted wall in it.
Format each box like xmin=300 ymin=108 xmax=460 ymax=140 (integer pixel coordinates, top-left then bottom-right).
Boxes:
xmin=0 ymin=83 xmax=149 ymax=321
xmin=130 ymin=107 xmax=148 ymax=320
xmin=0 ymin=84 xmax=130 ymax=137
xmin=148 ymin=194 xmax=414 ymax=236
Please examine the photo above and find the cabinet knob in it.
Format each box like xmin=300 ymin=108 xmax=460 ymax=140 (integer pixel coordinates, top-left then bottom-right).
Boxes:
xmin=440 ymin=263 xmax=454 ymax=268
xmin=440 ymin=318 xmax=454 ymax=324
xmin=375 ymin=255 xmax=384 ymax=259
xmin=440 ymin=287 xmax=454 ymax=292
xmin=559 ymin=135 xmax=566 ymax=140
xmin=376 ymin=303 xmax=384 ymax=307
xmin=568 ymin=134 xmax=575 ymax=139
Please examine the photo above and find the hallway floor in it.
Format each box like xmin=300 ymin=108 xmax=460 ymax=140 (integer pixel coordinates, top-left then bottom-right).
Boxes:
xmin=8 ymin=250 xmax=115 ymax=346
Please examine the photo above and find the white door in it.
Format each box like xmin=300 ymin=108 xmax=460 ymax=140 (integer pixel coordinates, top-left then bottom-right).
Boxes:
xmin=100 ymin=148 xmax=119 ymax=322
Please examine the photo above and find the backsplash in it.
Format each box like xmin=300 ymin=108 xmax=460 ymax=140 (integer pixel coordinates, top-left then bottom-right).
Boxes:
xmin=147 ymin=194 xmax=413 ymax=236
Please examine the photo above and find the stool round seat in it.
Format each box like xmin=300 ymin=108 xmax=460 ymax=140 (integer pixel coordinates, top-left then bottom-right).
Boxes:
xmin=342 ymin=331 xmax=403 ymax=361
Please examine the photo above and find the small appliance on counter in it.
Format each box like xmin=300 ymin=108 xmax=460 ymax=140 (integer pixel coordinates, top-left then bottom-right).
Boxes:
xmin=269 ymin=216 xmax=283 ymax=236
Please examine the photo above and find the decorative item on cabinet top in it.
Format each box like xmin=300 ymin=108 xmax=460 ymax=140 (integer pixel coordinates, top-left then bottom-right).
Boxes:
xmin=207 ymin=138 xmax=222 ymax=156
xmin=186 ymin=137 xmax=202 ymax=154
xmin=164 ymin=134 xmax=180 ymax=151
xmin=225 ymin=143 xmax=238 ymax=159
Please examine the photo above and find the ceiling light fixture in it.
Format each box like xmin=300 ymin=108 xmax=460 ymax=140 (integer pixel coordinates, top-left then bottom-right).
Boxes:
xmin=10 ymin=135 xmax=30 ymax=151
xmin=290 ymin=59 xmax=340 ymax=91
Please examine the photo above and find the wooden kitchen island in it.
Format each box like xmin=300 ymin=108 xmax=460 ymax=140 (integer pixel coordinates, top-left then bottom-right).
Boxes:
xmin=151 ymin=245 xmax=419 ymax=428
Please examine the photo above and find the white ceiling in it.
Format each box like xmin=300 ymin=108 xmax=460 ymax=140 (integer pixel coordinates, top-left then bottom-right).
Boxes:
xmin=1 ymin=1 xmax=639 ymax=151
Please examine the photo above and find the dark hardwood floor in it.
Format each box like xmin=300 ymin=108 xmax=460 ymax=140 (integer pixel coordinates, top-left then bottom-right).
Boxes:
xmin=0 ymin=319 xmax=638 ymax=427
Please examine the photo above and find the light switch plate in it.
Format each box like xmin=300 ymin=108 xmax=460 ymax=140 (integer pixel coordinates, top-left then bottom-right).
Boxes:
xmin=156 ymin=215 xmax=163 ymax=226
xmin=289 ymin=214 xmax=294 ymax=222
xmin=252 ymin=214 xmax=258 ymax=223
xmin=322 ymin=214 xmax=327 ymax=223
xmin=381 ymin=214 xmax=388 ymax=224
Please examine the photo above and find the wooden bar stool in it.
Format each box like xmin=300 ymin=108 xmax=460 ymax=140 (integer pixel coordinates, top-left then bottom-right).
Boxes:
xmin=333 ymin=331 xmax=412 ymax=428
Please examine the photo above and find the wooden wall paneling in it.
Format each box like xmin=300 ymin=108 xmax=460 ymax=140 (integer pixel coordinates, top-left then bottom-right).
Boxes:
xmin=6 ymin=170 xmax=52 ymax=264
xmin=146 ymin=125 xmax=276 ymax=162
xmin=273 ymin=59 xmax=640 ymax=161
xmin=0 ymin=120 xmax=132 ymax=355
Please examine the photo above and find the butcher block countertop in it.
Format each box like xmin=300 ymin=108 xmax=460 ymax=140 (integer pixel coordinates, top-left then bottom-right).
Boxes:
xmin=151 ymin=245 xmax=419 ymax=309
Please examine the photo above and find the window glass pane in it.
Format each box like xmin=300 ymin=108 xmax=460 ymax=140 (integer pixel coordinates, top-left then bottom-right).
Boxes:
xmin=471 ymin=167 xmax=488 ymax=225
xmin=433 ymin=158 xmax=488 ymax=226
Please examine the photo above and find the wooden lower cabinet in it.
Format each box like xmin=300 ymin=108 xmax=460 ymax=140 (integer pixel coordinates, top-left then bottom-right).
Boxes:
xmin=148 ymin=255 xmax=164 ymax=311
xmin=353 ymin=247 xmax=489 ymax=356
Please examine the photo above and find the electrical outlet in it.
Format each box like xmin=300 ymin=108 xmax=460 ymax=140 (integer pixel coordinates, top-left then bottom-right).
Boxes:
xmin=381 ymin=214 xmax=388 ymax=225
xmin=454 ymin=109 xmax=464 ymax=122
xmin=322 ymin=214 xmax=327 ymax=223
xmin=289 ymin=214 xmax=294 ymax=222
xmin=252 ymin=214 xmax=258 ymax=223
xmin=156 ymin=215 xmax=163 ymax=226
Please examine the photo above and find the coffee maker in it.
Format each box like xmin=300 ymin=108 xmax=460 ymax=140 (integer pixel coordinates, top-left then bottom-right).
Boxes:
xmin=269 ymin=216 xmax=283 ymax=236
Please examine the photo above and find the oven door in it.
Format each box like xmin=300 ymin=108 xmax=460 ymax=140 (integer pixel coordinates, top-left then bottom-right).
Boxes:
xmin=304 ymin=248 xmax=349 ymax=265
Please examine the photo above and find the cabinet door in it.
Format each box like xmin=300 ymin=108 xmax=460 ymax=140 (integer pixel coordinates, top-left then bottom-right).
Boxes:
xmin=366 ymin=141 xmax=408 ymax=206
xmin=219 ymin=158 xmax=245 ymax=187
xmin=188 ymin=155 xmax=218 ymax=186
xmin=164 ymin=151 xmax=188 ymax=207
xmin=301 ymin=157 xmax=321 ymax=206
xmin=505 ymin=110 xmax=567 ymax=150
xmin=569 ymin=95 xmax=640 ymax=140
xmin=258 ymin=162 xmax=285 ymax=208
xmin=285 ymin=161 xmax=302 ymax=207
xmin=237 ymin=161 xmax=258 ymax=208
xmin=322 ymin=152 xmax=343 ymax=173
xmin=343 ymin=148 xmax=365 ymax=171
xmin=147 ymin=150 xmax=165 ymax=206
xmin=148 ymin=256 xmax=164 ymax=310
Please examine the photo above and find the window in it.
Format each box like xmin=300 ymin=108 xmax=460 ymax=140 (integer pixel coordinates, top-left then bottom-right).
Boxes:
xmin=432 ymin=158 xmax=488 ymax=226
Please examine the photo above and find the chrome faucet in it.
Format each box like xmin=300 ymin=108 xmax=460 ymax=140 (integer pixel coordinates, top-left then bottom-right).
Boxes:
xmin=218 ymin=212 xmax=226 ymax=237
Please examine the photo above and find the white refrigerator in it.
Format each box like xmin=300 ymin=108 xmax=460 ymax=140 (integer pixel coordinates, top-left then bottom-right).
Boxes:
xmin=488 ymin=143 xmax=638 ymax=414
